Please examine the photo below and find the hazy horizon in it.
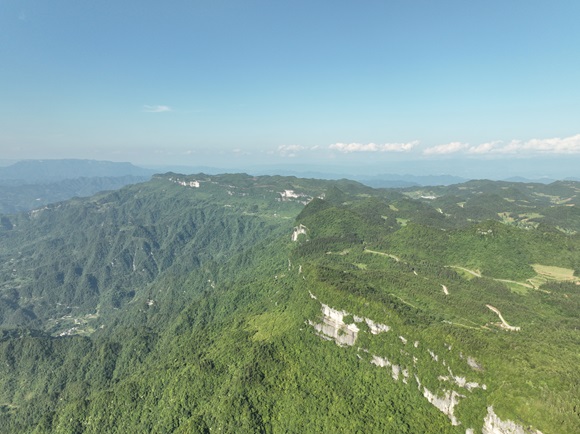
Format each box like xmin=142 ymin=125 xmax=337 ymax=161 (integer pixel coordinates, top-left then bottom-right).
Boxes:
xmin=2 ymin=1 xmax=579 ymax=179
xmin=2 ymin=156 xmax=579 ymax=182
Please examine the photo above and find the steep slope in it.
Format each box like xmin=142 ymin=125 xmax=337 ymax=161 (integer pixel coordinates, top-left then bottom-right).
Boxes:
xmin=292 ymin=194 xmax=579 ymax=433
xmin=0 ymin=178 xmax=578 ymax=433
xmin=0 ymin=173 xmax=374 ymax=332
xmin=0 ymin=226 xmax=459 ymax=433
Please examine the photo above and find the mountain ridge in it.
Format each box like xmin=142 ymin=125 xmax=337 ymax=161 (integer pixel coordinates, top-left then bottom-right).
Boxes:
xmin=0 ymin=173 xmax=577 ymax=433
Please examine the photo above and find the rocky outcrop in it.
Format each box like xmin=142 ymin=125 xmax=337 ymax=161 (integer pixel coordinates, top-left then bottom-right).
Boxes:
xmin=422 ymin=388 xmax=465 ymax=426
xmin=291 ymin=224 xmax=308 ymax=241
xmin=482 ymin=406 xmax=543 ymax=434
xmin=371 ymin=355 xmax=402 ymax=381
xmin=308 ymin=304 xmax=359 ymax=346
xmin=308 ymin=295 xmax=540 ymax=433
xmin=308 ymin=299 xmax=390 ymax=346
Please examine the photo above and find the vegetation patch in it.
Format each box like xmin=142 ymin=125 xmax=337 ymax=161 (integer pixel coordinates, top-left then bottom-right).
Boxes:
xmin=532 ymin=264 xmax=578 ymax=282
xmin=247 ymin=310 xmax=294 ymax=342
xmin=396 ymin=217 xmax=409 ymax=226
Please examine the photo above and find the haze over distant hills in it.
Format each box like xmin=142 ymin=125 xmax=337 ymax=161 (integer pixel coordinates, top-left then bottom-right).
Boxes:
xmin=3 ymin=158 xmax=578 ymax=215
xmin=0 ymin=159 xmax=154 ymax=184
xmin=0 ymin=159 xmax=154 ymax=214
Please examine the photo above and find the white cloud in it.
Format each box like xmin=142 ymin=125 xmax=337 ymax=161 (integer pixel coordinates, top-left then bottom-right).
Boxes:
xmin=143 ymin=105 xmax=172 ymax=113
xmin=420 ymin=134 xmax=580 ymax=156
xmin=467 ymin=141 xmax=502 ymax=154
xmin=423 ymin=142 xmax=469 ymax=155
xmin=329 ymin=141 xmax=418 ymax=153
xmin=279 ymin=144 xmax=305 ymax=153
xmin=278 ymin=144 xmax=308 ymax=158
xmin=467 ymin=134 xmax=580 ymax=155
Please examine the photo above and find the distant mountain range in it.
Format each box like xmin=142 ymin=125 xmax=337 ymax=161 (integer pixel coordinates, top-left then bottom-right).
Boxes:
xmin=0 ymin=159 xmax=154 ymax=214
xmin=0 ymin=159 xmax=154 ymax=184
xmin=0 ymin=159 xmax=577 ymax=215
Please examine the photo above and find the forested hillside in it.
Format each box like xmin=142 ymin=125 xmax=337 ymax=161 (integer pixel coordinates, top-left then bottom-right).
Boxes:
xmin=0 ymin=174 xmax=578 ymax=433
xmin=404 ymin=180 xmax=580 ymax=233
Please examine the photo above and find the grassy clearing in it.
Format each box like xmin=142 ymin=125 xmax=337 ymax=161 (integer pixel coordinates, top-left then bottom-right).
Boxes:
xmin=396 ymin=217 xmax=409 ymax=226
xmin=532 ymin=192 xmax=573 ymax=204
xmin=449 ymin=265 xmax=539 ymax=294
xmin=497 ymin=212 xmax=542 ymax=229
xmin=497 ymin=264 xmax=580 ymax=292
xmin=498 ymin=212 xmax=515 ymax=223
xmin=450 ymin=263 xmax=578 ymax=293
xmin=532 ymin=264 xmax=577 ymax=282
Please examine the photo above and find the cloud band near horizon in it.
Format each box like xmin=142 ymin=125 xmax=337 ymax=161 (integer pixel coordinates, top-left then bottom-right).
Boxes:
xmin=273 ymin=134 xmax=580 ymax=159
xmin=329 ymin=141 xmax=419 ymax=153
xmin=423 ymin=134 xmax=580 ymax=156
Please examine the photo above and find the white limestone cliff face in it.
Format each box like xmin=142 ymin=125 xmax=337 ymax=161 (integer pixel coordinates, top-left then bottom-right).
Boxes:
xmin=280 ymin=190 xmax=312 ymax=204
xmin=292 ymin=224 xmax=308 ymax=241
xmin=466 ymin=356 xmax=484 ymax=371
xmin=438 ymin=365 xmax=485 ymax=392
xmin=169 ymin=177 xmax=200 ymax=188
xmin=307 ymin=294 xmax=542 ymax=434
xmin=482 ymin=407 xmax=543 ymax=434
xmin=365 ymin=318 xmax=391 ymax=334
xmin=308 ymin=299 xmax=390 ymax=346
xmin=422 ymin=388 xmax=465 ymax=426
xmin=308 ymin=304 xmax=360 ymax=346
xmin=280 ymin=189 xmax=299 ymax=199
xmin=371 ymin=355 xmax=402 ymax=381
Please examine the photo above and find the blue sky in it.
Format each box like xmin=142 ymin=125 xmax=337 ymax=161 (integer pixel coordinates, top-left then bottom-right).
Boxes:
xmin=1 ymin=0 xmax=580 ymax=177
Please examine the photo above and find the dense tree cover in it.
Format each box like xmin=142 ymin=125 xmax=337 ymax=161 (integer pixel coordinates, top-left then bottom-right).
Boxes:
xmin=0 ymin=175 xmax=578 ymax=433
xmin=0 ymin=236 xmax=454 ymax=433
xmin=292 ymin=193 xmax=580 ymax=433
xmin=0 ymin=174 xmax=348 ymax=330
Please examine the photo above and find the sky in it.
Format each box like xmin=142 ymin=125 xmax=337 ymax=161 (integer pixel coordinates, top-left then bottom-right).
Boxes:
xmin=1 ymin=0 xmax=580 ymax=178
